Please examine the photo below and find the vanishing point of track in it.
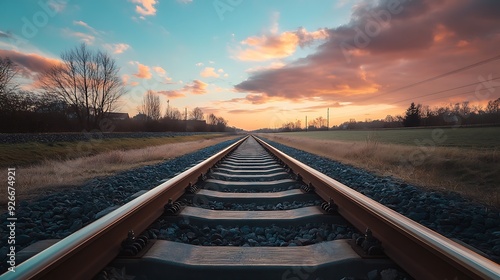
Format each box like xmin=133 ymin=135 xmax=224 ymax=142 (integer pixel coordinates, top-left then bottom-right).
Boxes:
xmin=2 ymin=135 xmax=499 ymax=279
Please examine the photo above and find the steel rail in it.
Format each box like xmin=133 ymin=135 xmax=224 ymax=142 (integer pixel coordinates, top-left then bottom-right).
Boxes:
xmin=254 ymin=135 xmax=500 ymax=280
xmin=1 ymin=135 xmax=248 ymax=280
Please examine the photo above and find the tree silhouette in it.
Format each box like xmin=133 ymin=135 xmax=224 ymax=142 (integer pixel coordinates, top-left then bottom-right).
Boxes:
xmin=403 ymin=102 xmax=421 ymax=127
xmin=39 ymin=43 xmax=125 ymax=130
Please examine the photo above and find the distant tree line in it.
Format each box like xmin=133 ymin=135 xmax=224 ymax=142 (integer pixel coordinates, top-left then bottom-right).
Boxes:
xmin=0 ymin=44 xmax=233 ymax=133
xmin=124 ymin=90 xmax=231 ymax=132
xmin=274 ymin=99 xmax=500 ymax=132
xmin=336 ymin=100 xmax=500 ymax=130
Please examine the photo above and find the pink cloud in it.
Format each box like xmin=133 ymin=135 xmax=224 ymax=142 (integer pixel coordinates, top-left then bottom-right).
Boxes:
xmin=235 ymin=0 xmax=500 ymax=108
xmin=104 ymin=43 xmax=130 ymax=54
xmin=157 ymin=79 xmax=208 ymax=99
xmin=153 ymin=66 xmax=166 ymax=75
xmin=62 ymin=28 xmax=95 ymax=44
xmin=0 ymin=49 xmax=61 ymax=77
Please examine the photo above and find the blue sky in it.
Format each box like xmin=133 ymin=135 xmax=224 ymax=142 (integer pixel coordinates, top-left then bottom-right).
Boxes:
xmin=1 ymin=0 xmax=499 ymax=130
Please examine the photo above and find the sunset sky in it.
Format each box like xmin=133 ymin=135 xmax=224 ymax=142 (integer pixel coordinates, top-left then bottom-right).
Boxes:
xmin=1 ymin=0 xmax=499 ymax=130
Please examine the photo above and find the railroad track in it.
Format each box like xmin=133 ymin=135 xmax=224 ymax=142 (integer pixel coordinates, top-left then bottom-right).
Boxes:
xmin=2 ymin=135 xmax=499 ymax=279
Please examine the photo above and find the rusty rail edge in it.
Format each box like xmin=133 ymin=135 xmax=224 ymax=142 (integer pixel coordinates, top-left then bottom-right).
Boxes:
xmin=254 ymin=135 xmax=500 ymax=280
xmin=1 ymin=135 xmax=249 ymax=280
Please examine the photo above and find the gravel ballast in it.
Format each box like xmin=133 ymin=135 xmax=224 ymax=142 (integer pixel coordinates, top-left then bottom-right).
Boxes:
xmin=0 ymin=137 xmax=242 ymax=274
xmin=261 ymin=138 xmax=500 ymax=263
xmin=149 ymin=220 xmax=354 ymax=247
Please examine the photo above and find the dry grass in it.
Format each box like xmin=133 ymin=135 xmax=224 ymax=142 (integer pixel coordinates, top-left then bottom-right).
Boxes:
xmin=0 ymin=134 xmax=230 ymax=167
xmin=0 ymin=135 xmax=238 ymax=205
xmin=261 ymin=133 xmax=500 ymax=208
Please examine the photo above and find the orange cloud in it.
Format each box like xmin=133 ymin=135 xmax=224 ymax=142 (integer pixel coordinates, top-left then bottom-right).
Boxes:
xmin=236 ymin=27 xmax=329 ymax=61
xmin=158 ymin=90 xmax=185 ymax=98
xmin=130 ymin=0 xmax=157 ymax=16
xmin=186 ymin=80 xmax=208 ymax=94
xmin=132 ymin=62 xmax=152 ymax=79
xmin=200 ymin=67 xmax=219 ymax=78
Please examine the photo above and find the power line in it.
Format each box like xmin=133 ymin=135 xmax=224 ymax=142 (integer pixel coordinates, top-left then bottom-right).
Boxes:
xmin=331 ymin=78 xmax=500 ymax=120
xmin=387 ymin=76 xmax=500 ymax=106
xmin=361 ymin=53 xmax=500 ymax=102
xmin=418 ymin=85 xmax=500 ymax=104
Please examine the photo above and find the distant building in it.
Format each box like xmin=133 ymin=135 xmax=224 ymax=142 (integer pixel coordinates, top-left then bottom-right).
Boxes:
xmin=186 ymin=120 xmax=206 ymax=132
xmin=132 ymin=113 xmax=147 ymax=121
xmin=106 ymin=112 xmax=130 ymax=120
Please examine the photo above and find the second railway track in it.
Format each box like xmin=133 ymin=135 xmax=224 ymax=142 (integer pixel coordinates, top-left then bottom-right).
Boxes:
xmin=2 ymin=135 xmax=499 ymax=280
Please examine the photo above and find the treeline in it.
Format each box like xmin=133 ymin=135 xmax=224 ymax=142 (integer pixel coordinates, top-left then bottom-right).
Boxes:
xmin=126 ymin=90 xmax=232 ymax=133
xmin=274 ymin=99 xmax=500 ymax=132
xmin=0 ymin=45 xmax=234 ymax=133
xmin=0 ymin=88 xmax=234 ymax=133
xmin=341 ymin=100 xmax=500 ymax=129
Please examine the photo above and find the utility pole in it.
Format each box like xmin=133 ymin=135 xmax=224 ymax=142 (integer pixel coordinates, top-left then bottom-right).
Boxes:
xmin=305 ymin=116 xmax=308 ymax=132
xmin=166 ymin=100 xmax=170 ymax=118
xmin=327 ymin=108 xmax=330 ymax=131
xmin=185 ymin=107 xmax=187 ymax=121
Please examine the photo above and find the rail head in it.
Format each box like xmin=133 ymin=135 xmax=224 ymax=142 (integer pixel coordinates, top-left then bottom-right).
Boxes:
xmin=253 ymin=135 xmax=500 ymax=280
xmin=1 ymin=135 xmax=249 ymax=280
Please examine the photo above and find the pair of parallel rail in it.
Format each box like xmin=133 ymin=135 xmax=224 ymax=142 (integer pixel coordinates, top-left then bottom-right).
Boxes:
xmin=2 ymin=135 xmax=499 ymax=279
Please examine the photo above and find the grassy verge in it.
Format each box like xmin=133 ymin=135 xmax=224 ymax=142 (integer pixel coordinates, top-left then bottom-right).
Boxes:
xmin=261 ymin=132 xmax=500 ymax=208
xmin=0 ymin=134 xmax=227 ymax=167
xmin=0 ymin=134 xmax=238 ymax=205
xmin=280 ymin=127 xmax=500 ymax=148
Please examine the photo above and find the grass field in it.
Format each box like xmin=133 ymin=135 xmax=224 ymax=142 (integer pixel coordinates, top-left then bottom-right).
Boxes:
xmin=262 ymin=127 xmax=500 ymax=207
xmin=0 ymin=134 xmax=239 ymax=205
xmin=0 ymin=134 xmax=227 ymax=167
xmin=278 ymin=126 xmax=500 ymax=149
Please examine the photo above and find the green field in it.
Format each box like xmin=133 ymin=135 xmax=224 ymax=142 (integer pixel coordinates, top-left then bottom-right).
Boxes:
xmin=276 ymin=127 xmax=500 ymax=149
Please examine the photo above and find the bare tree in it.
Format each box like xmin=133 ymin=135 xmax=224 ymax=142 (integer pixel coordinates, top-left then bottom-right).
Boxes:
xmin=189 ymin=107 xmax=204 ymax=120
xmin=309 ymin=116 xmax=326 ymax=128
xmin=169 ymin=108 xmax=182 ymax=120
xmin=141 ymin=90 xmax=162 ymax=120
xmin=217 ymin=116 xmax=227 ymax=127
xmin=0 ymin=57 xmax=19 ymax=112
xmin=207 ymin=113 xmax=218 ymax=125
xmin=486 ymin=98 xmax=500 ymax=114
xmin=39 ymin=43 xmax=125 ymax=130
xmin=0 ymin=57 xmax=18 ymax=95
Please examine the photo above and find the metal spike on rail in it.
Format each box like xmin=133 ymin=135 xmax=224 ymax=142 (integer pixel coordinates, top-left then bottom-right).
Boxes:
xmin=355 ymin=228 xmax=384 ymax=256
xmin=119 ymin=230 xmax=150 ymax=258
xmin=164 ymin=198 xmax=182 ymax=215
xmin=185 ymin=183 xmax=199 ymax=194
xmin=321 ymin=197 xmax=337 ymax=213
xmin=301 ymin=182 xmax=315 ymax=193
